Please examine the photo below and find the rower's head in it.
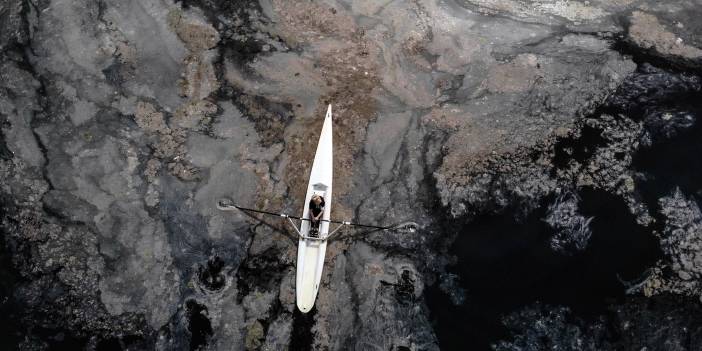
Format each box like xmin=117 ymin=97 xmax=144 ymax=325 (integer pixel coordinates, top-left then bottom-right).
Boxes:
xmin=312 ymin=194 xmax=323 ymax=204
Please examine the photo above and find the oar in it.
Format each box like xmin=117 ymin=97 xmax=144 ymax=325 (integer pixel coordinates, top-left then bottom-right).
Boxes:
xmin=217 ymin=200 xmax=416 ymax=232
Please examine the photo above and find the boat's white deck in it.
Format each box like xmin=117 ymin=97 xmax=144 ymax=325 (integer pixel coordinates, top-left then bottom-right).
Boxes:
xmin=296 ymin=188 xmax=329 ymax=312
xmin=296 ymin=106 xmax=333 ymax=313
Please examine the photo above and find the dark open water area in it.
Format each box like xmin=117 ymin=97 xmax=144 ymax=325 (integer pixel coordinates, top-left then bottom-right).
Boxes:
xmin=426 ymin=58 xmax=702 ymax=349
xmin=2 ymin=1 xmax=702 ymax=349
xmin=426 ymin=189 xmax=662 ymax=349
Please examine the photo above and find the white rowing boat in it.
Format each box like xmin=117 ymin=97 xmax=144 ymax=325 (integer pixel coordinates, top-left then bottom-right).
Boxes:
xmin=216 ymin=104 xmax=417 ymax=313
xmin=296 ymin=104 xmax=333 ymax=313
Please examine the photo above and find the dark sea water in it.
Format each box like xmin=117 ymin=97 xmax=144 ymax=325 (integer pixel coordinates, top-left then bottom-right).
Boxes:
xmin=0 ymin=224 xmax=23 ymax=348
xmin=426 ymin=60 xmax=702 ymax=350
xmin=426 ymin=189 xmax=661 ymax=350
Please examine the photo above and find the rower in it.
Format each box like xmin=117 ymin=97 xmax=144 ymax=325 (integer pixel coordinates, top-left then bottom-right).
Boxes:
xmin=309 ymin=194 xmax=325 ymax=237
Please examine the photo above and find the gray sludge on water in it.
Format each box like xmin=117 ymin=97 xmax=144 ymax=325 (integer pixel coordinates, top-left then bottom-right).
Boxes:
xmin=1 ymin=0 xmax=702 ymax=350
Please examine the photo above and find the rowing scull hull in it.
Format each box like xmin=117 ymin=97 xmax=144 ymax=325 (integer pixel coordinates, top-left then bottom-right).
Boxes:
xmin=296 ymin=105 xmax=333 ymax=313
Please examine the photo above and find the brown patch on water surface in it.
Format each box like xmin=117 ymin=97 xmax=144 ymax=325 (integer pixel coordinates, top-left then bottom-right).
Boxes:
xmin=237 ymin=95 xmax=290 ymax=148
xmin=272 ymin=1 xmax=381 ymax=222
xmin=269 ymin=0 xmax=358 ymax=45
xmin=283 ymin=88 xmax=378 ymax=222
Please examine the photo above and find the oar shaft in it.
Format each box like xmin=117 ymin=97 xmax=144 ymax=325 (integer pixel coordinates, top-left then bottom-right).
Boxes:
xmin=228 ymin=204 xmax=394 ymax=230
xmin=332 ymin=221 xmax=391 ymax=230
xmin=231 ymin=204 xmax=302 ymax=220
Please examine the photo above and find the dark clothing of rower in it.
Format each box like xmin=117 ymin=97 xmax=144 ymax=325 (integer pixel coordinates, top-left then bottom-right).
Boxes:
xmin=309 ymin=194 xmax=325 ymax=234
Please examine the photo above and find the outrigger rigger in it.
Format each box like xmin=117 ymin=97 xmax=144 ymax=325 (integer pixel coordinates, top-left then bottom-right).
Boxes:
xmin=217 ymin=104 xmax=416 ymax=313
